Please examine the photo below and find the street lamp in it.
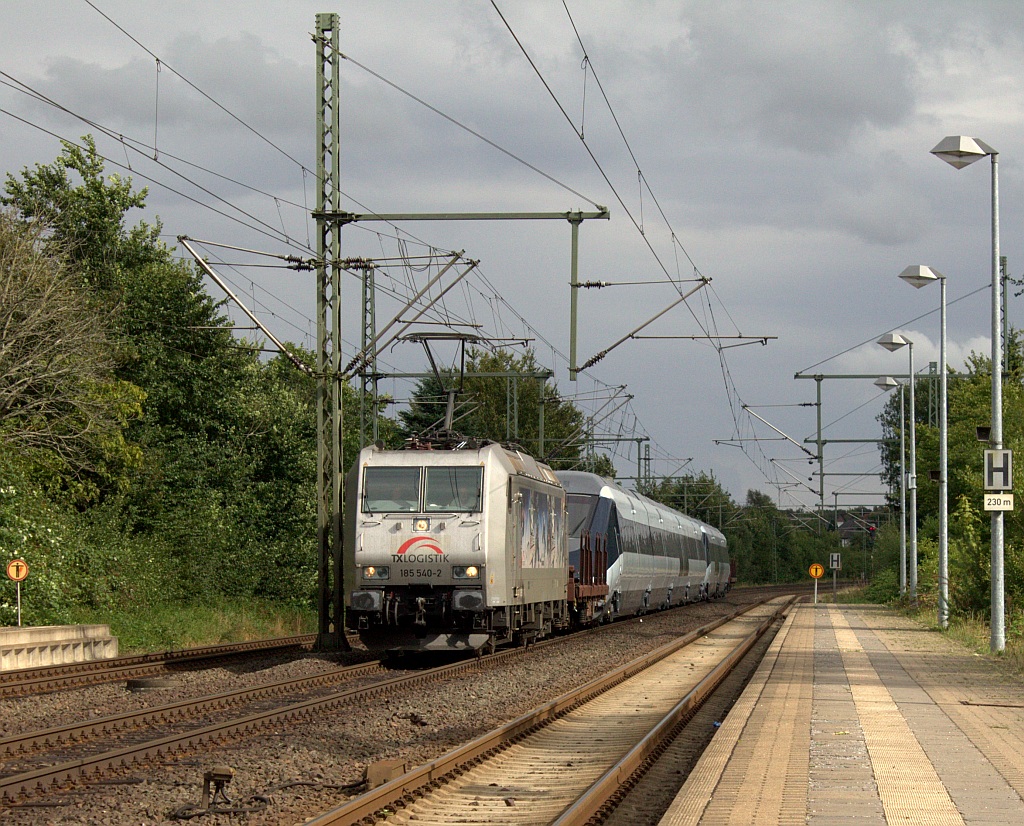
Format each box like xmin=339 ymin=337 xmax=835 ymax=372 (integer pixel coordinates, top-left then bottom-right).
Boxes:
xmin=931 ymin=136 xmax=1003 ymax=651
xmin=878 ymin=332 xmax=917 ymax=601
xmin=899 ymin=265 xmax=948 ymax=627
xmin=875 ymin=375 xmax=907 ymax=596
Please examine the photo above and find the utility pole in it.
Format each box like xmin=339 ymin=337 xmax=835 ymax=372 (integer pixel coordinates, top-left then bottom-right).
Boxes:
xmin=314 ymin=13 xmax=346 ymax=650
xmin=359 ymin=261 xmax=378 ymax=447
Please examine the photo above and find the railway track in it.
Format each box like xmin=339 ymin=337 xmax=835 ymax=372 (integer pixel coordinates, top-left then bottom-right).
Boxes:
xmin=302 ymin=596 xmax=795 ymax=825
xmin=1 ymin=605 xmax=706 ymax=806
xmin=0 ymin=634 xmax=319 ymax=698
xmin=0 ymin=587 xmax=807 ymax=820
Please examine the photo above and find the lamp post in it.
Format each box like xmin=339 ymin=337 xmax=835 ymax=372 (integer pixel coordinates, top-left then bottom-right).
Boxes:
xmin=875 ymin=375 xmax=907 ymax=596
xmin=931 ymin=136 xmax=1003 ymax=651
xmin=899 ymin=265 xmax=948 ymax=626
xmin=878 ymin=333 xmax=917 ymax=601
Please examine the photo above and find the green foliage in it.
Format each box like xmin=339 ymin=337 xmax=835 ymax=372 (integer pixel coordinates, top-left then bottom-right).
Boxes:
xmin=397 ymin=348 xmax=597 ymax=470
xmin=0 ymin=138 xmax=331 ymax=632
xmin=2 ymin=135 xmax=158 ymax=299
xmin=876 ymin=330 xmax=1024 ymax=624
xmin=0 ymin=210 xmax=145 ymax=501
xmin=67 ymin=597 xmax=316 ymax=654
xmin=0 ymin=447 xmax=175 ymax=626
xmin=577 ymin=453 xmax=617 ymax=478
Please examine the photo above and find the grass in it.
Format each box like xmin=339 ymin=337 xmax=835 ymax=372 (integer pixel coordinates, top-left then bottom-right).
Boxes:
xmin=811 ymin=582 xmax=1024 ymax=676
xmin=908 ymin=607 xmax=1024 ymax=673
xmin=68 ymin=598 xmax=318 ymax=654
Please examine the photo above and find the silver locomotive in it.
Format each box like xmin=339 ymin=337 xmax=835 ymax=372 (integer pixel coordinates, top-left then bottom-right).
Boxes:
xmin=345 ymin=440 xmax=576 ymax=651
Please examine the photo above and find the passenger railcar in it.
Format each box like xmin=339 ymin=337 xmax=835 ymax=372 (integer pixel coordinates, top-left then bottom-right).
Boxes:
xmin=344 ymin=440 xmax=572 ymax=650
xmin=557 ymin=471 xmax=730 ymax=620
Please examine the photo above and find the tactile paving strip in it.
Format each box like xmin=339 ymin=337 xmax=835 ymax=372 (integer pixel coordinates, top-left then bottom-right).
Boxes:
xmin=829 ymin=605 xmax=964 ymax=825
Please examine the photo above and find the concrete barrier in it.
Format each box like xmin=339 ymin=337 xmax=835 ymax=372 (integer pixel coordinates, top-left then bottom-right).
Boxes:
xmin=0 ymin=624 xmax=119 ymax=671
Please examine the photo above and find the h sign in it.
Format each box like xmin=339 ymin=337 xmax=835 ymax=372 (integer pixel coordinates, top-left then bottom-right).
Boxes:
xmin=985 ymin=449 xmax=1013 ymax=491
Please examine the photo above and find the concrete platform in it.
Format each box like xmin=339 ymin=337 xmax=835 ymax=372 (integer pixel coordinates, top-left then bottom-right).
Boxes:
xmin=660 ymin=602 xmax=1024 ymax=825
xmin=0 ymin=624 xmax=118 ymax=671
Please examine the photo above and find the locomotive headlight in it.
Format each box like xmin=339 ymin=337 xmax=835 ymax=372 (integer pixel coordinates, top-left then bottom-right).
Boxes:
xmin=453 ymin=565 xmax=480 ymax=579
xmin=414 ymin=518 xmax=430 ymax=532
xmin=363 ymin=565 xmax=390 ymax=580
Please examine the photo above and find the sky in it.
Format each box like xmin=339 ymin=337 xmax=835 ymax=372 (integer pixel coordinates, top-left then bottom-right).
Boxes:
xmin=3 ymin=1 xmax=1023 ymax=512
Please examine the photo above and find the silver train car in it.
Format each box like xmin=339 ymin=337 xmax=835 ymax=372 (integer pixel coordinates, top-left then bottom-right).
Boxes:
xmin=557 ymin=471 xmax=730 ymax=619
xmin=344 ymin=441 xmax=574 ymax=650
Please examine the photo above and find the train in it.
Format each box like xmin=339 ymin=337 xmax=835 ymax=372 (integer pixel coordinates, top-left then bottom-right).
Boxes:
xmin=344 ymin=439 xmax=729 ymax=652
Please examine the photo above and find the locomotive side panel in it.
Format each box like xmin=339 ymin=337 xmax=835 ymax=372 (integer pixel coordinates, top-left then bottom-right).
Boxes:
xmin=509 ymin=476 xmax=568 ymax=606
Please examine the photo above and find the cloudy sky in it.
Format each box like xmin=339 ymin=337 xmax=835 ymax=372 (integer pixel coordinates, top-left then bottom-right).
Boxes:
xmin=3 ymin=1 xmax=1023 ymax=510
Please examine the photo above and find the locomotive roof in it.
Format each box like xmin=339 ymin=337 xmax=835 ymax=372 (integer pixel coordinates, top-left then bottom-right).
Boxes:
xmin=359 ymin=442 xmax=560 ymax=487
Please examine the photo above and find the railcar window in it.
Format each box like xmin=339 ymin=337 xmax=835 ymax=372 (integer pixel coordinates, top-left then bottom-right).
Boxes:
xmin=424 ymin=467 xmax=483 ymax=512
xmin=565 ymin=494 xmax=597 ymax=537
xmin=362 ymin=467 xmax=421 ymax=513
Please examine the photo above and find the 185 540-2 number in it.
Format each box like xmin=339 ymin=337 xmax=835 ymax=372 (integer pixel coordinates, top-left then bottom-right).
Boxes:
xmin=400 ymin=568 xmax=443 ymax=578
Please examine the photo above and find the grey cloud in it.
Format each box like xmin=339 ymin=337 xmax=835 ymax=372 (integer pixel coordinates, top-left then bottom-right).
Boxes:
xmin=636 ymin=2 xmax=918 ymax=154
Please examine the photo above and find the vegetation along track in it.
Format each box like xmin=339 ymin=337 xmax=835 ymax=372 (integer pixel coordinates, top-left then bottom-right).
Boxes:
xmin=304 ymin=596 xmax=794 ymax=826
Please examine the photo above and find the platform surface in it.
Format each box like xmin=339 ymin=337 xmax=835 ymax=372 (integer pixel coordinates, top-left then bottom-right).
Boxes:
xmin=660 ymin=602 xmax=1024 ymax=825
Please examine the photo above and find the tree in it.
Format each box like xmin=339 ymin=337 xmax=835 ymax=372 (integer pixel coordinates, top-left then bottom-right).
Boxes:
xmin=641 ymin=471 xmax=736 ymax=529
xmin=2 ymin=136 xmax=159 ymax=301
xmin=2 ymin=139 xmax=328 ymax=609
xmin=876 ymin=332 xmax=1024 ymax=615
xmin=0 ymin=211 xmax=143 ymax=497
xmin=398 ymin=348 xmax=602 ymax=470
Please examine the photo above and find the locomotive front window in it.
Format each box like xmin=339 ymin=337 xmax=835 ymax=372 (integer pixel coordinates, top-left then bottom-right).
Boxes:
xmin=424 ymin=467 xmax=483 ymax=513
xmin=362 ymin=467 xmax=421 ymax=513
xmin=566 ymin=494 xmax=597 ymax=538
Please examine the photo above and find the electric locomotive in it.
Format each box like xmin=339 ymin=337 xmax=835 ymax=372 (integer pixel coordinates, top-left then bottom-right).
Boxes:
xmin=344 ymin=440 xmax=573 ymax=651
xmin=557 ymin=471 xmax=729 ymax=619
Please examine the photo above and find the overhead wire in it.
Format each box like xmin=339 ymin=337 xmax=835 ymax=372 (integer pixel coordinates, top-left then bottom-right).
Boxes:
xmin=491 ymin=2 xmax=781 ymax=490
xmin=72 ymin=3 xmax=666 ymax=454
xmin=82 ymin=0 xmax=309 ymax=173
xmin=6 ymin=5 xmax=718 ymax=482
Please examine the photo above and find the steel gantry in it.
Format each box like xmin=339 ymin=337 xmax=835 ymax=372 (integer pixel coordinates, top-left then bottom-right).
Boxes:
xmin=312 ymin=13 xmax=610 ymax=649
xmin=314 ymin=13 xmax=344 ymax=650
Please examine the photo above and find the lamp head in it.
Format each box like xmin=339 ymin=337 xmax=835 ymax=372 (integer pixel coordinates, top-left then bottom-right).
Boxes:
xmin=899 ymin=264 xmax=943 ymax=289
xmin=877 ymin=332 xmax=911 ymax=352
xmin=874 ymin=376 xmax=899 ymax=391
xmin=931 ymin=135 xmax=996 ymax=169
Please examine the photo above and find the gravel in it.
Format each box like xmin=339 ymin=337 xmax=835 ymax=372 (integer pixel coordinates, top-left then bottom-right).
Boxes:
xmin=0 ymin=593 xmax=766 ymax=825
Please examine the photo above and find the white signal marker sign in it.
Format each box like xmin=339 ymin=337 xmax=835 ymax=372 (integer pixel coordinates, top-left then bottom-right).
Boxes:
xmin=984 ymin=449 xmax=1012 ymax=491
